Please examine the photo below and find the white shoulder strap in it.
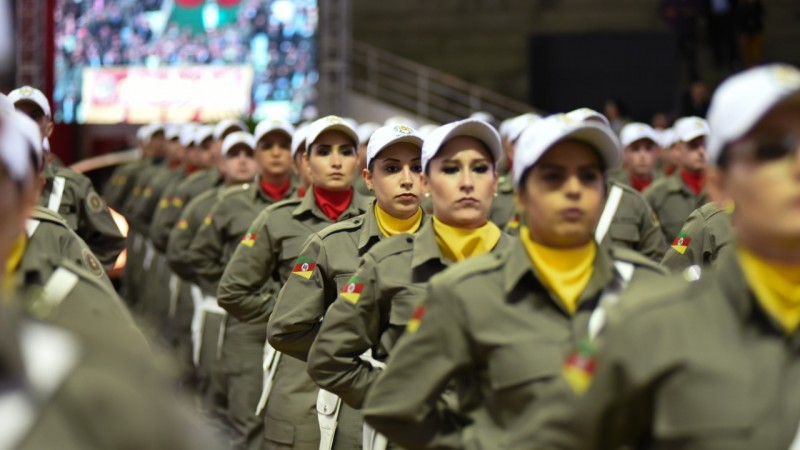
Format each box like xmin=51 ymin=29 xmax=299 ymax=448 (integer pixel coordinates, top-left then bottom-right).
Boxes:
xmin=595 ymin=185 xmax=624 ymax=244
xmin=25 ymin=219 xmax=41 ymax=238
xmin=588 ymin=260 xmax=635 ymax=341
xmin=47 ymin=176 xmax=66 ymax=213
xmin=41 ymin=267 xmax=80 ymax=310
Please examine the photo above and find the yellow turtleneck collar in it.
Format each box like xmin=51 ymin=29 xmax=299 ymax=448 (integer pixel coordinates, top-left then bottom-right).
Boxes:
xmin=738 ymin=245 xmax=800 ymax=334
xmin=520 ymin=226 xmax=596 ymax=315
xmin=432 ymin=216 xmax=501 ymax=262
xmin=375 ymin=204 xmax=423 ymax=238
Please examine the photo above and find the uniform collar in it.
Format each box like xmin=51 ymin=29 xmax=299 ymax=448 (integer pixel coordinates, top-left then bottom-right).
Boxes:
xmin=503 ymin=235 xmax=616 ymax=315
xmin=254 ymin=176 xmax=296 ymax=203
xmin=358 ymin=199 xmax=384 ymax=251
xmin=411 ymin=219 xmax=448 ymax=269
xmin=292 ymin=185 xmax=368 ymax=223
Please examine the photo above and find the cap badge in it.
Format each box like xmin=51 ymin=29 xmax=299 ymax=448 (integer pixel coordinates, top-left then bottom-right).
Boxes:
xmin=394 ymin=125 xmax=411 ymax=134
xmin=20 ymin=86 xmax=33 ymax=97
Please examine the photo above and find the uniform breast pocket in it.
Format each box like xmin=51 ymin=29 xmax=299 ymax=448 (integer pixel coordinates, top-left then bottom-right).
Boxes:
xmin=609 ymin=222 xmax=641 ymax=248
xmin=388 ymin=288 xmax=426 ymax=326
xmin=279 ymin=238 xmax=305 ymax=266
xmin=653 ymin=372 xmax=754 ymax=444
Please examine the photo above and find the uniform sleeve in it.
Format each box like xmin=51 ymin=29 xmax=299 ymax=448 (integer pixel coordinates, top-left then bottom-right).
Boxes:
xmin=306 ymin=254 xmax=384 ymax=409
xmin=186 ymin=202 xmax=228 ymax=296
xmin=267 ymin=233 xmax=332 ymax=361
xmin=166 ymin=197 xmax=207 ymax=282
xmin=149 ymin=183 xmax=182 ymax=253
xmin=217 ymin=210 xmax=280 ymax=324
xmin=660 ymin=208 xmax=708 ymax=272
xmin=361 ymin=276 xmax=474 ymax=450
xmin=75 ymin=179 xmax=126 ymax=269
xmin=634 ymin=196 xmax=668 ymax=262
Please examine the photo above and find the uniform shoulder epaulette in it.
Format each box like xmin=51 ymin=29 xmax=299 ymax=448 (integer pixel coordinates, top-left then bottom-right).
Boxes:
xmin=219 ymin=183 xmax=252 ymax=198
xmin=30 ymin=205 xmax=69 ymax=227
xmin=439 ymin=250 xmax=507 ymax=285
xmin=613 ymin=181 xmax=642 ymax=197
xmin=697 ymin=202 xmax=726 ymax=220
xmin=610 ymin=246 xmax=667 ymax=274
xmin=53 ymin=165 xmax=91 ymax=187
xmin=364 ymin=232 xmax=416 ymax=263
xmin=317 ymin=214 xmax=366 ymax=240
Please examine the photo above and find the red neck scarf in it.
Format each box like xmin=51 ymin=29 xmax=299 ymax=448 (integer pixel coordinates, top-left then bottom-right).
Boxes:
xmin=663 ymin=165 xmax=676 ymax=177
xmin=168 ymin=160 xmax=181 ymax=170
xmin=298 ymin=186 xmax=307 ymax=198
xmin=184 ymin=165 xmax=198 ymax=175
xmin=313 ymin=186 xmax=353 ymax=221
xmin=630 ymin=174 xmax=653 ymax=192
xmin=260 ymin=178 xmax=292 ymax=201
xmin=680 ymin=169 xmax=705 ymax=195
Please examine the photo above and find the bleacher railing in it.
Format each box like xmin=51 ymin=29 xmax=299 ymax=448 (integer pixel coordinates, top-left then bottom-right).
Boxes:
xmin=351 ymin=41 xmax=534 ymax=123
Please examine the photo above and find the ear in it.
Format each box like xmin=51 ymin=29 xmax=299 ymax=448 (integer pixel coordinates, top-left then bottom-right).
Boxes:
xmin=513 ymin=190 xmax=525 ymax=212
xmin=362 ymin=168 xmax=374 ymax=191
xmin=420 ymin=173 xmax=429 ymax=197
xmin=45 ymin=121 xmax=54 ymax=138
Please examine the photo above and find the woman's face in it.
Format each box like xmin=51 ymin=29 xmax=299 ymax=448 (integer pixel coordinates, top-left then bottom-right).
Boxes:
xmin=256 ymin=131 xmax=293 ymax=179
xmin=305 ymin=130 xmax=357 ymax=191
xmin=222 ymin=145 xmax=258 ymax=184
xmin=364 ymin=143 xmax=423 ymax=219
xmin=519 ymin=140 xmax=606 ymax=248
xmin=710 ymin=102 xmax=800 ymax=252
xmin=422 ymin=136 xmax=497 ymax=228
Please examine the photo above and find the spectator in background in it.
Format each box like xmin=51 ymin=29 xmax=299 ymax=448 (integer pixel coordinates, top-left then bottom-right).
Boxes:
xmin=705 ymin=0 xmax=740 ymax=70
xmin=603 ymin=98 xmax=629 ymax=135
xmin=738 ymin=0 xmax=764 ymax=68
xmin=681 ymin=79 xmax=710 ymax=117
xmin=659 ymin=0 xmax=702 ymax=80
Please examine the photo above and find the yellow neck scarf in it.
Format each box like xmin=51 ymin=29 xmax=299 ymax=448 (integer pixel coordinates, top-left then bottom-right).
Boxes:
xmin=738 ymin=246 xmax=800 ymax=334
xmin=375 ymin=204 xmax=423 ymax=238
xmin=4 ymin=234 xmax=27 ymax=298
xmin=433 ymin=217 xmax=501 ymax=262
xmin=520 ymin=226 xmax=596 ymax=315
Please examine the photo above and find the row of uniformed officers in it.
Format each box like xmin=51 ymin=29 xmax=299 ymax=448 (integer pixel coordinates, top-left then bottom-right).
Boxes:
xmin=2 ymin=62 xmax=799 ymax=449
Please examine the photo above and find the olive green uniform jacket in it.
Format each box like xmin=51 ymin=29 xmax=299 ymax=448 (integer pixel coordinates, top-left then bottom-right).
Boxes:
xmin=216 ymin=190 xmax=368 ymax=449
xmin=519 ymin=249 xmax=800 ymax=450
xmin=39 ymin=163 xmax=125 ymax=269
xmin=361 ymin=240 xmax=666 ymax=449
xmin=660 ymin=201 xmax=735 ymax=272
xmin=643 ymin=172 xmax=709 ymax=245
xmin=306 ymin=220 xmax=511 ymax=410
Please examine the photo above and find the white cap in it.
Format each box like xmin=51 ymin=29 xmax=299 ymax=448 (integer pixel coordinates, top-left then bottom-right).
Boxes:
xmin=514 ymin=114 xmax=621 ymax=187
xmin=356 ymin=122 xmax=381 ymax=145
xmin=221 ymin=131 xmax=256 ymax=157
xmin=0 ymin=93 xmax=13 ymax=114
xmin=165 ymin=124 xmax=182 ymax=141
xmin=142 ymin=122 xmax=165 ymax=143
xmin=0 ymin=119 xmax=31 ymax=182
xmin=707 ymin=64 xmax=800 ymax=164
xmin=469 ymin=111 xmax=496 ymax=126
xmin=8 ymin=85 xmax=51 ymax=118
xmin=213 ymin=119 xmax=247 ymax=140
xmin=674 ymin=116 xmax=710 ymax=143
xmin=342 ymin=117 xmax=359 ymax=131
xmin=506 ymin=113 xmax=542 ymax=144
xmin=9 ymin=110 xmax=43 ymax=169
xmin=421 ymin=119 xmax=502 ymax=173
xmin=194 ymin=125 xmax=215 ymax=146
xmin=304 ymin=115 xmax=359 ymax=149
xmin=291 ymin=124 xmax=308 ymax=158
xmin=620 ymin=122 xmax=660 ymax=147
xmin=658 ymin=128 xmax=678 ymax=149
xmin=384 ymin=116 xmax=418 ymax=129
xmin=179 ymin=124 xmax=197 ymax=147
xmin=565 ymin=108 xmax=610 ymax=127
xmin=366 ymin=124 xmax=424 ymax=167
xmin=254 ymin=119 xmax=295 ymax=144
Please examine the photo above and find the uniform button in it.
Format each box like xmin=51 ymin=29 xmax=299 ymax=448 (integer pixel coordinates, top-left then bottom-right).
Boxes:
xmin=406 ymin=237 xmax=412 ymax=243
xmin=355 ymin=220 xmax=361 ymax=225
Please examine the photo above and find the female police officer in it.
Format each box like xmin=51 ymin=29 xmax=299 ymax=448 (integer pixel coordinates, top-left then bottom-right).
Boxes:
xmin=519 ymin=64 xmax=800 ymax=450
xmin=306 ymin=118 xmax=509 ymax=422
xmin=360 ymin=114 xmax=665 ymax=449
xmin=267 ymin=124 xmax=426 ymax=449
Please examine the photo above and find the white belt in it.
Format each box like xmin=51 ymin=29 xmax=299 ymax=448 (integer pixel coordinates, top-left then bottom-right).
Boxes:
xmin=362 ymin=423 xmax=388 ymax=450
xmin=588 ymin=260 xmax=635 ymax=341
xmin=142 ymin=239 xmax=156 ymax=271
xmin=47 ymin=176 xmax=66 ymax=213
xmin=317 ymin=389 xmax=341 ymax=450
xmin=595 ymin=184 xmax=623 ymax=244
xmin=189 ymin=285 xmax=227 ymax=367
xmin=168 ymin=274 xmax=180 ymax=319
xmin=255 ymin=341 xmax=282 ymax=416
xmin=132 ymin=232 xmax=143 ymax=253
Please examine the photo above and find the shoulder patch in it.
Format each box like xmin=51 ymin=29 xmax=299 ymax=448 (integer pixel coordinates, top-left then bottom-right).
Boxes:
xmin=241 ymin=228 xmax=257 ymax=247
xmin=203 ymin=214 xmax=213 ymax=225
xmin=670 ymin=231 xmax=691 ymax=254
xmin=86 ymin=191 xmax=106 ymax=213
xmin=292 ymin=256 xmax=317 ymax=279
xmin=562 ymin=340 xmax=597 ymax=395
xmin=340 ymin=276 xmax=364 ymax=303
xmin=176 ymin=218 xmax=189 ymax=230
xmin=406 ymin=305 xmax=426 ymax=333
xmin=81 ymin=248 xmax=105 ymax=278
xmin=172 ymin=196 xmax=185 ymax=208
